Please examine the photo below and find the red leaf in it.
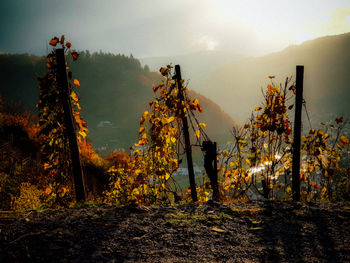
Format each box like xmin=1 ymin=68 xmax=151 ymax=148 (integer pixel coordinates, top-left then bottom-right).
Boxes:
xmin=71 ymin=52 xmax=79 ymax=61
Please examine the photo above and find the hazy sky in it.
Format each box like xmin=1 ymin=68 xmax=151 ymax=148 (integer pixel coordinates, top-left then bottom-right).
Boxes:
xmin=1 ymin=0 xmax=350 ymax=57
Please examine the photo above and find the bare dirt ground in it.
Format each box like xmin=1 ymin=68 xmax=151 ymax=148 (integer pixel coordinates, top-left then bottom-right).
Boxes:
xmin=0 ymin=201 xmax=349 ymax=262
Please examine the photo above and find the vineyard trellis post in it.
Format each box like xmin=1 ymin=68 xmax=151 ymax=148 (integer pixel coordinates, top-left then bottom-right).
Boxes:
xmin=292 ymin=65 xmax=304 ymax=201
xmin=174 ymin=65 xmax=198 ymax=202
xmin=56 ymin=48 xmax=86 ymax=202
xmin=203 ymin=140 xmax=219 ymax=201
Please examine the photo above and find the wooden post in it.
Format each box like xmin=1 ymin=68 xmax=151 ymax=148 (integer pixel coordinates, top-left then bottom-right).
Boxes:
xmin=175 ymin=65 xmax=198 ymax=202
xmin=203 ymin=141 xmax=219 ymax=201
xmin=56 ymin=48 xmax=86 ymax=202
xmin=292 ymin=65 xmax=304 ymax=201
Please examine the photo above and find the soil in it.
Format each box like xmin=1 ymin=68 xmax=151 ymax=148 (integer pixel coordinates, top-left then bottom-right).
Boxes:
xmin=0 ymin=201 xmax=349 ymax=262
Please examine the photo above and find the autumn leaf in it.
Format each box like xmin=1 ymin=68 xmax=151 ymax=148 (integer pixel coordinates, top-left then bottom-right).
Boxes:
xmin=43 ymin=163 xmax=51 ymax=170
xmin=138 ymin=126 xmax=145 ymax=135
xmin=140 ymin=111 xmax=149 ymax=125
xmin=335 ymin=116 xmax=344 ymax=124
xmin=71 ymin=51 xmax=79 ymax=61
xmin=79 ymin=130 xmax=87 ymax=139
xmin=198 ymin=104 xmax=203 ymax=113
xmin=159 ymin=67 xmax=168 ymax=76
xmin=152 ymin=84 xmax=159 ymax=93
xmin=60 ymin=35 xmax=65 ymax=45
xmin=340 ymin=136 xmax=349 ymax=146
xmin=212 ymin=227 xmax=225 ymax=233
xmin=44 ymin=187 xmax=52 ymax=195
xmin=268 ymin=76 xmax=275 ymax=79
xmin=254 ymin=107 xmax=262 ymax=111
xmin=167 ymin=116 xmax=175 ymax=123
xmin=66 ymin=42 xmax=72 ymax=49
xmin=195 ymin=130 xmax=200 ymax=138
xmin=73 ymin=79 xmax=80 ymax=87
xmin=70 ymin=91 xmax=79 ymax=102
xmin=49 ymin=37 xmax=59 ymax=46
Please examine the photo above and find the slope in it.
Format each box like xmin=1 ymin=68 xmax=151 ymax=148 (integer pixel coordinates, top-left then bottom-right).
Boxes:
xmin=202 ymin=33 xmax=350 ymax=124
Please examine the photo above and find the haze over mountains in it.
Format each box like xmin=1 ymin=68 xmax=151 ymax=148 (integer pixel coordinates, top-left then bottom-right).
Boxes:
xmin=0 ymin=52 xmax=234 ymax=154
xmin=0 ymin=33 xmax=349 ymax=154
xmin=141 ymin=33 xmax=350 ymax=125
xmin=201 ymin=33 xmax=350 ymax=124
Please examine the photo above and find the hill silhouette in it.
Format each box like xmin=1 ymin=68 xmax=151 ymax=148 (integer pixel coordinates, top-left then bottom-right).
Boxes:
xmin=0 ymin=51 xmax=234 ymax=154
xmin=201 ymin=33 xmax=350 ymax=123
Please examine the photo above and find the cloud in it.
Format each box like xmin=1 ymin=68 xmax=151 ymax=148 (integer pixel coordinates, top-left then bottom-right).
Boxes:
xmin=191 ymin=35 xmax=218 ymax=51
xmin=303 ymin=7 xmax=350 ymax=37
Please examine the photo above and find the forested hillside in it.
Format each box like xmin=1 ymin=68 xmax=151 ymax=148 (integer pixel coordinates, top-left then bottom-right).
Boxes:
xmin=0 ymin=52 xmax=234 ymax=153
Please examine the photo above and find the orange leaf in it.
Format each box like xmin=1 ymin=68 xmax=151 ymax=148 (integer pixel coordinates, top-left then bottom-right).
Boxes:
xmin=195 ymin=130 xmax=200 ymax=138
xmin=340 ymin=136 xmax=349 ymax=146
xmin=74 ymin=79 xmax=80 ymax=87
xmin=60 ymin=35 xmax=65 ymax=45
xmin=44 ymin=187 xmax=52 ymax=195
xmin=49 ymin=37 xmax=59 ymax=46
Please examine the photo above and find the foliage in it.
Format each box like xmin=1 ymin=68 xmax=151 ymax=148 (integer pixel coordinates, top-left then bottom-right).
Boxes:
xmin=217 ymin=77 xmax=349 ymax=201
xmin=106 ymin=65 xmax=204 ymax=205
xmin=37 ymin=36 xmax=88 ymax=207
xmin=300 ymin=118 xmax=349 ymax=201
xmin=0 ymin=97 xmax=43 ymax=210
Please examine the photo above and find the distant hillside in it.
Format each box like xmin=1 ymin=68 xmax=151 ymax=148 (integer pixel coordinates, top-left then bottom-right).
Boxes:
xmin=0 ymin=52 xmax=234 ymax=154
xmin=140 ymin=50 xmax=243 ymax=94
xmin=201 ymin=33 xmax=350 ymax=124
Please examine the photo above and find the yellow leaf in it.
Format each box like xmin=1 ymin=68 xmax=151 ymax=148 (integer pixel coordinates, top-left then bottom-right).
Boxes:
xmin=254 ymin=107 xmax=262 ymax=111
xmin=248 ymin=227 xmax=263 ymax=230
xmin=165 ymin=173 xmax=170 ymax=180
xmin=245 ymin=159 xmax=251 ymax=165
xmin=43 ymin=163 xmax=51 ymax=170
xmin=74 ymin=79 xmax=80 ymax=87
xmin=167 ymin=116 xmax=175 ymax=123
xmin=70 ymin=91 xmax=79 ymax=102
xmin=138 ymin=126 xmax=145 ymax=135
xmin=195 ymin=130 xmax=200 ymax=138
xmin=212 ymin=227 xmax=225 ymax=233
xmin=79 ymin=130 xmax=87 ymax=138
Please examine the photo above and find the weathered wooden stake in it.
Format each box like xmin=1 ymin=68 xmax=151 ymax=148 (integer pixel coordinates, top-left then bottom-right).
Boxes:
xmin=56 ymin=48 xmax=86 ymax=202
xmin=292 ymin=65 xmax=304 ymax=201
xmin=203 ymin=140 xmax=219 ymax=201
xmin=175 ymin=65 xmax=198 ymax=202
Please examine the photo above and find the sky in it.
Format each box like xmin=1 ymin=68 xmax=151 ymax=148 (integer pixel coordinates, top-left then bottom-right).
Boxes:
xmin=0 ymin=0 xmax=350 ymax=58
